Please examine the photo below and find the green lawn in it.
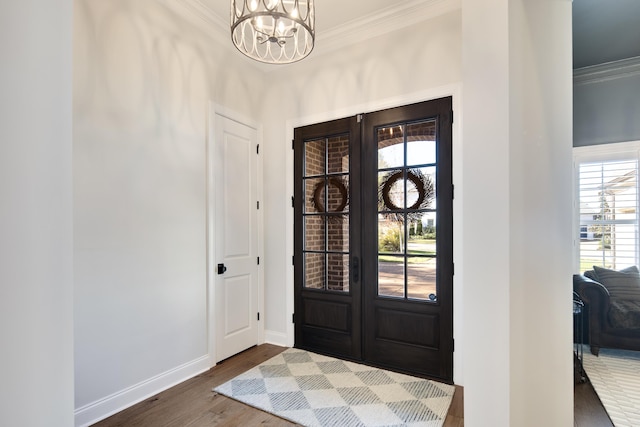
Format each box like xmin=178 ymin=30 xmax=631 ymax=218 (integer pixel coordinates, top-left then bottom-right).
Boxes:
xmin=378 ymin=238 xmax=436 ymax=263
xmin=409 ymin=238 xmax=436 ymax=244
xmin=379 ymin=253 xmax=435 ymax=263
xmin=579 ymin=259 xmax=611 ymax=273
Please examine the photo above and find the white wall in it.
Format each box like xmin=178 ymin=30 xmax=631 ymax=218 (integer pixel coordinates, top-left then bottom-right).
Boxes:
xmin=508 ymin=1 xmax=573 ymax=425
xmin=574 ymin=59 xmax=640 ymax=146
xmin=461 ymin=0 xmax=510 ymax=423
xmin=0 ymin=2 xmax=74 ymax=426
xmin=462 ymin=0 xmax=573 ymax=425
xmin=73 ymin=0 xmax=264 ymax=424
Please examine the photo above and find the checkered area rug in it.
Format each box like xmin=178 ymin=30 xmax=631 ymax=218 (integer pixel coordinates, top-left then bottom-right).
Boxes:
xmin=582 ymin=345 xmax=640 ymax=427
xmin=213 ymin=348 xmax=455 ymax=427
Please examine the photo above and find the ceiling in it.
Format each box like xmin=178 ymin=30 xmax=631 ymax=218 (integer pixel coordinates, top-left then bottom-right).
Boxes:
xmin=183 ymin=0 xmax=459 ymax=67
xmin=200 ymin=0 xmax=404 ymax=33
xmin=194 ymin=0 xmax=640 ymax=70
xmin=573 ymin=0 xmax=640 ymax=69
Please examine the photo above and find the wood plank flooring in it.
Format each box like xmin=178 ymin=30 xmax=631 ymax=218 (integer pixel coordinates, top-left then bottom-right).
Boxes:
xmin=574 ymin=353 xmax=613 ymax=427
xmin=93 ymin=344 xmax=609 ymax=427
xmin=94 ymin=344 xmax=463 ymax=427
xmin=574 ymin=378 xmax=613 ymax=427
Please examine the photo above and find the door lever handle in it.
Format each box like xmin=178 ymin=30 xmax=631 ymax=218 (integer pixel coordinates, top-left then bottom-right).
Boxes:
xmin=217 ymin=263 xmax=227 ymax=275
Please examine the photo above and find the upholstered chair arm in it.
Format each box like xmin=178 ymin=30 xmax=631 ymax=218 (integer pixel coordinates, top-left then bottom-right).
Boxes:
xmin=573 ymin=274 xmax=610 ymax=307
xmin=573 ymin=274 xmax=612 ymax=351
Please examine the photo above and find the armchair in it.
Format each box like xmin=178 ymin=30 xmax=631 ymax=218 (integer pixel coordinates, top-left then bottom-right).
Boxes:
xmin=573 ymin=266 xmax=640 ymax=356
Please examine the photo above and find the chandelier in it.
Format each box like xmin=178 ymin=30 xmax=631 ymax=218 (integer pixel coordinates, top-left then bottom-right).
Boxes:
xmin=231 ymin=0 xmax=315 ymax=64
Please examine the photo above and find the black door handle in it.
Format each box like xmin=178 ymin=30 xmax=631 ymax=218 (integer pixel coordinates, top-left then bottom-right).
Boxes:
xmin=352 ymin=256 xmax=359 ymax=283
xmin=217 ymin=263 xmax=227 ymax=275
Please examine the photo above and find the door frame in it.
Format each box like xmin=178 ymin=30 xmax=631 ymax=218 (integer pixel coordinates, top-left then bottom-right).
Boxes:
xmin=207 ymin=102 xmax=265 ymax=367
xmin=284 ymin=86 xmax=464 ymax=384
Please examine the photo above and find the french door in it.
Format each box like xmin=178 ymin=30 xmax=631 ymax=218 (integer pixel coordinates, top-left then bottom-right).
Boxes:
xmin=293 ymin=97 xmax=453 ymax=382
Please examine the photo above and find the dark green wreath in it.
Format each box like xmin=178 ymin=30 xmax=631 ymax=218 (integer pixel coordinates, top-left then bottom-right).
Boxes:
xmin=378 ymin=169 xmax=434 ymax=222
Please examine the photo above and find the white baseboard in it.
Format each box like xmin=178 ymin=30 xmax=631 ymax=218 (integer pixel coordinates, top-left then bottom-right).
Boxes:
xmin=264 ymin=330 xmax=290 ymax=348
xmin=74 ymin=355 xmax=210 ymax=427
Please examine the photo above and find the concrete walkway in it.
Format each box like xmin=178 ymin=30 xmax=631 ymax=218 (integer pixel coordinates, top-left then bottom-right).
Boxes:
xmin=378 ymin=259 xmax=436 ymax=299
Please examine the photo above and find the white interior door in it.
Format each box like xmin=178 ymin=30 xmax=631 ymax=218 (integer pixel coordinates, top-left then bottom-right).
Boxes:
xmin=214 ymin=114 xmax=259 ymax=362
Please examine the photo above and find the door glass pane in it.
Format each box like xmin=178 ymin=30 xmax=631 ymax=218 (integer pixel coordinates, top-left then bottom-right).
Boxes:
xmin=327 ymin=216 xmax=349 ymax=252
xmin=305 ymin=138 xmax=325 ymax=176
xmin=326 ymin=176 xmax=349 ymax=213
xmin=378 ymin=256 xmax=404 ymax=298
xmin=408 ymin=167 xmax=436 ymax=210
xmin=305 ymin=177 xmax=325 ymax=213
xmin=408 ymin=212 xmax=436 ymax=255
xmin=378 ymin=170 xmax=405 ymax=212
xmin=405 ymin=172 xmax=421 ymax=209
xmin=378 ymin=218 xmax=405 ymax=254
xmin=305 ymin=216 xmax=325 ymax=251
xmin=378 ymin=126 xmax=404 ymax=169
xmin=407 ymin=257 xmax=436 ymax=301
xmin=304 ymin=253 xmax=325 ymax=289
xmin=328 ymin=135 xmax=349 ymax=174
xmin=327 ymin=253 xmax=349 ymax=291
xmin=406 ymin=120 xmax=436 ymax=166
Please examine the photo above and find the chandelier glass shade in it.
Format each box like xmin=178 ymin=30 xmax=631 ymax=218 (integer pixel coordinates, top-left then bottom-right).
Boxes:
xmin=231 ymin=0 xmax=315 ymax=64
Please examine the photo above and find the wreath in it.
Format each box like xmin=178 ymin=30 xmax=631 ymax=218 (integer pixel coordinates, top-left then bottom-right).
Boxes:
xmin=378 ymin=169 xmax=434 ymax=222
xmin=311 ymin=177 xmax=349 ymax=213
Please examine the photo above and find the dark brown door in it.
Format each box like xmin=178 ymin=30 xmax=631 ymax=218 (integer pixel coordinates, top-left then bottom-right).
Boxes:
xmin=293 ymin=117 xmax=362 ymax=359
xmin=361 ymin=98 xmax=453 ymax=381
xmin=294 ymin=98 xmax=453 ymax=382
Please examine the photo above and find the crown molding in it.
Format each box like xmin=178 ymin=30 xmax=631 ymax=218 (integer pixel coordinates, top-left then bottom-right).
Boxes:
xmin=574 ymin=56 xmax=640 ymax=86
xmin=316 ymin=0 xmax=461 ymax=55
xmin=164 ymin=0 xmax=461 ymax=69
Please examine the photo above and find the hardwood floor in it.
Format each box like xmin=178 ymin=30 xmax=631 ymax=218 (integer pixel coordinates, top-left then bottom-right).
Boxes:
xmin=573 ymin=352 xmax=613 ymax=427
xmin=94 ymin=344 xmax=463 ymax=427
xmin=93 ymin=344 xmax=608 ymax=427
xmin=574 ymin=377 xmax=613 ymax=427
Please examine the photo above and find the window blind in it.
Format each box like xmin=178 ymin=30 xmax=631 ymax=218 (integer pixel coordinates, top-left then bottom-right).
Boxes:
xmin=577 ymin=159 xmax=639 ymax=272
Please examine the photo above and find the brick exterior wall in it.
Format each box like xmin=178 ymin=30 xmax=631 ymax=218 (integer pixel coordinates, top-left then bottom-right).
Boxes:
xmin=377 ymin=120 xmax=436 ymax=149
xmin=303 ymin=135 xmax=349 ymax=291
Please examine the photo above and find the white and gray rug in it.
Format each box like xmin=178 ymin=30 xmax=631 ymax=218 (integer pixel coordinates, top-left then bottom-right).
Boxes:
xmin=213 ymin=348 xmax=455 ymax=427
xmin=582 ymin=346 xmax=640 ymax=427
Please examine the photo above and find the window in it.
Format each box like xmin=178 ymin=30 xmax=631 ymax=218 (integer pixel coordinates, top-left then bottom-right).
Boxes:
xmin=302 ymin=133 xmax=351 ymax=292
xmin=376 ymin=120 xmax=438 ymax=301
xmin=574 ymin=142 xmax=640 ymax=273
